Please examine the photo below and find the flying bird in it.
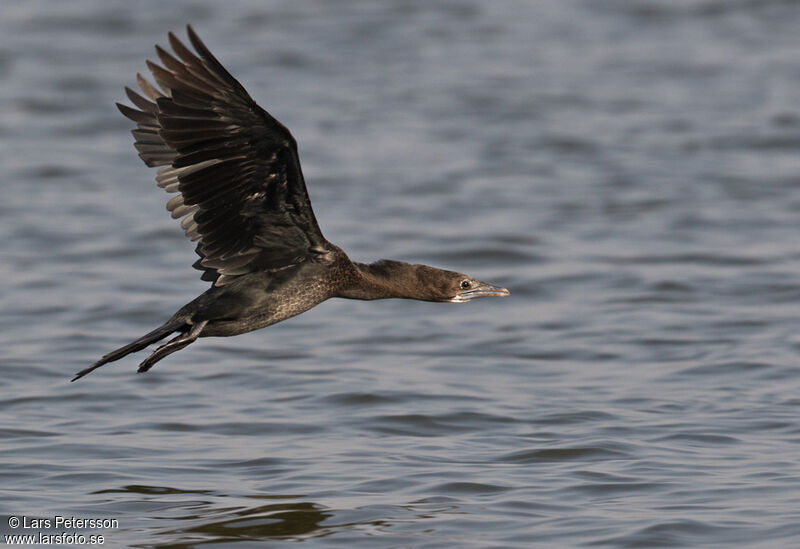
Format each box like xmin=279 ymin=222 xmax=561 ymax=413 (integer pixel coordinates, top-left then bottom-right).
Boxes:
xmin=72 ymin=26 xmax=509 ymax=381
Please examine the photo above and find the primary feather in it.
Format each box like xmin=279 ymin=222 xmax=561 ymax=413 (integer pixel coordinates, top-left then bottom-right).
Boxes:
xmin=117 ymin=25 xmax=328 ymax=286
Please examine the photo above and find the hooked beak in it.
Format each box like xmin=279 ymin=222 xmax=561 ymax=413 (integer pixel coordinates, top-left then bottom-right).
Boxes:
xmin=451 ymin=281 xmax=510 ymax=303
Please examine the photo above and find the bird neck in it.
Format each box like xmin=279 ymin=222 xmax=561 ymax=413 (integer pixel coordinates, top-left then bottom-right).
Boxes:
xmin=339 ymin=260 xmax=428 ymax=301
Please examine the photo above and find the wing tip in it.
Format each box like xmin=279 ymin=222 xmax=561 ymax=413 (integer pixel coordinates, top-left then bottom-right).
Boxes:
xmin=136 ymin=72 xmax=164 ymax=101
xmin=116 ymin=102 xmax=145 ymax=122
xmin=186 ymin=24 xmax=200 ymax=46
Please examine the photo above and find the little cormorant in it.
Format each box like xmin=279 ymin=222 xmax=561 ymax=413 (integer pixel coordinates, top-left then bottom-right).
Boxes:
xmin=72 ymin=26 xmax=509 ymax=381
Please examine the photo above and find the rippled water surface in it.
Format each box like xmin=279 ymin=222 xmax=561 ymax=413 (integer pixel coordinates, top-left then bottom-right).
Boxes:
xmin=3 ymin=1 xmax=800 ymax=547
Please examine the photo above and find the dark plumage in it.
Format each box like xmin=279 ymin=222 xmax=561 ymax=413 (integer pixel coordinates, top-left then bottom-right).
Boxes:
xmin=72 ymin=26 xmax=509 ymax=381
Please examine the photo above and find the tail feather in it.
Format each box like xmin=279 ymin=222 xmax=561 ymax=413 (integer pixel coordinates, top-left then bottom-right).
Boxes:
xmin=71 ymin=321 xmax=185 ymax=381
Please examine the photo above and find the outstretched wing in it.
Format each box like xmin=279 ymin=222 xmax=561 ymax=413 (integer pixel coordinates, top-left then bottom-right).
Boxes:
xmin=117 ymin=25 xmax=330 ymax=286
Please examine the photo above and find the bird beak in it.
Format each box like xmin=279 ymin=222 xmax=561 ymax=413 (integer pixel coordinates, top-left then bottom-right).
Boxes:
xmin=452 ymin=281 xmax=510 ymax=302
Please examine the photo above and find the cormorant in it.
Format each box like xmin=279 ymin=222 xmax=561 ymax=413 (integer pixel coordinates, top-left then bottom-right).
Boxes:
xmin=72 ymin=26 xmax=509 ymax=381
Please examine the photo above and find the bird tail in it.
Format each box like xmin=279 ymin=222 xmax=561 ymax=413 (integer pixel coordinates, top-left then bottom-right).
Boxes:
xmin=71 ymin=320 xmax=186 ymax=381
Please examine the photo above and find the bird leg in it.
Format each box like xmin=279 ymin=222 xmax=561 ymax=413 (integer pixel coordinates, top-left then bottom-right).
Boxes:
xmin=138 ymin=320 xmax=207 ymax=373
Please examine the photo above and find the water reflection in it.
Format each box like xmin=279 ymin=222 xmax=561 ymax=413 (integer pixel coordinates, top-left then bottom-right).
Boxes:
xmin=94 ymin=485 xmax=330 ymax=546
xmin=161 ymin=500 xmax=330 ymax=545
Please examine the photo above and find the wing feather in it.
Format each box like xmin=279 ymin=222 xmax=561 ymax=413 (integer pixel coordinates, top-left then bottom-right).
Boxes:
xmin=116 ymin=26 xmax=329 ymax=285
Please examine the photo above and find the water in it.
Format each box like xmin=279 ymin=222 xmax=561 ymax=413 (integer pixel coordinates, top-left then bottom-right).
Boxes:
xmin=3 ymin=0 xmax=800 ymax=546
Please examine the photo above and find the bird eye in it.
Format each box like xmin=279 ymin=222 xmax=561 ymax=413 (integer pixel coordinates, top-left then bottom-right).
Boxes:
xmin=460 ymin=280 xmax=471 ymax=290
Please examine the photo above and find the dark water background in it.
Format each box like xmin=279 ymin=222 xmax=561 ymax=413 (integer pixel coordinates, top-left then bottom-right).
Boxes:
xmin=3 ymin=0 xmax=800 ymax=547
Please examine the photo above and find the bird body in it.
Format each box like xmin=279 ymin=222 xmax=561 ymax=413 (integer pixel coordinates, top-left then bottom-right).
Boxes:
xmin=175 ymin=248 xmax=350 ymax=338
xmin=72 ymin=26 xmax=508 ymax=381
